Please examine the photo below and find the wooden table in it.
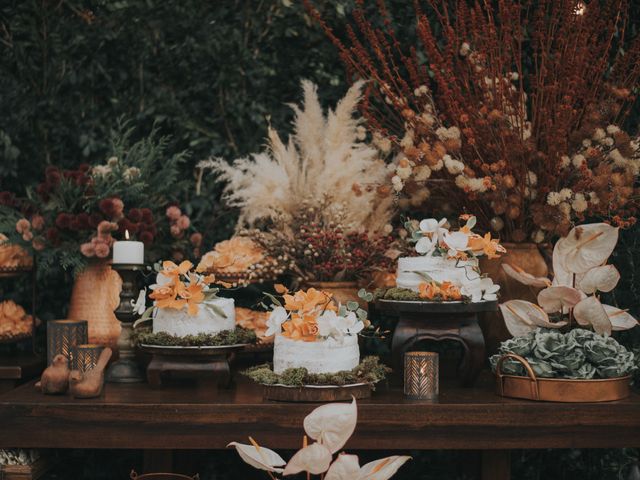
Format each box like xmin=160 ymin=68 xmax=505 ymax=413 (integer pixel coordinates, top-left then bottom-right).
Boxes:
xmin=0 ymin=374 xmax=638 ymax=480
xmin=0 ymin=354 xmax=44 ymax=394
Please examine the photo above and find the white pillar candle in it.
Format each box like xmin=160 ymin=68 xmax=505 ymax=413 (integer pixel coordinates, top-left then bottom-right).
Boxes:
xmin=113 ymin=231 xmax=144 ymax=264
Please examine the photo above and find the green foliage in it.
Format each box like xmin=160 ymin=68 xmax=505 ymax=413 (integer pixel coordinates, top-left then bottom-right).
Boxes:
xmin=490 ymin=328 xmax=637 ymax=379
xmin=243 ymin=355 xmax=390 ymax=386
xmin=133 ymin=326 xmax=257 ymax=347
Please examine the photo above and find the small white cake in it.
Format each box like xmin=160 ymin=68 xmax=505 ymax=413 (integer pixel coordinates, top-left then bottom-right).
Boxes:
xmin=152 ymin=297 xmax=236 ymax=337
xmin=396 ymin=256 xmax=481 ymax=292
xmin=273 ymin=334 xmax=360 ymax=374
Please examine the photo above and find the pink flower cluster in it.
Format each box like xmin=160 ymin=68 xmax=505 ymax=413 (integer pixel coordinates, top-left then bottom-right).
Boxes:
xmin=15 ymin=215 xmax=45 ymax=249
xmin=166 ymin=206 xmax=191 ymax=239
xmin=80 ymin=221 xmax=118 ymax=258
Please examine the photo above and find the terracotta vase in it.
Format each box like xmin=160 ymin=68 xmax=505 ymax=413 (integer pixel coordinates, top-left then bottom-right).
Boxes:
xmin=304 ymin=281 xmax=365 ymax=308
xmin=67 ymin=260 xmax=122 ymax=347
xmin=479 ymin=242 xmax=550 ymax=354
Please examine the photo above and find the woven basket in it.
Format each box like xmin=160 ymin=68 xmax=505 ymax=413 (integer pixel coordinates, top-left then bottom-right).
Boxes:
xmin=67 ymin=260 xmax=122 ymax=347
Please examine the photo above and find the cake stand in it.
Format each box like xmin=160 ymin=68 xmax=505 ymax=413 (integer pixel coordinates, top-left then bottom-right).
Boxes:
xmin=138 ymin=344 xmax=247 ymax=388
xmin=262 ymin=382 xmax=374 ymax=402
xmin=375 ymin=299 xmax=498 ymax=387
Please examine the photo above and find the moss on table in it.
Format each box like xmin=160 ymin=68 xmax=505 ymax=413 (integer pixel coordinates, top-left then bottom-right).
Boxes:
xmin=133 ymin=326 xmax=257 ymax=347
xmin=243 ymin=356 xmax=391 ymax=387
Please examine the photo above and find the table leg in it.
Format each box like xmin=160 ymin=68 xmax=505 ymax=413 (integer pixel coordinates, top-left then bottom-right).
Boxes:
xmin=143 ymin=449 xmax=173 ymax=472
xmin=481 ymin=450 xmax=510 ymax=480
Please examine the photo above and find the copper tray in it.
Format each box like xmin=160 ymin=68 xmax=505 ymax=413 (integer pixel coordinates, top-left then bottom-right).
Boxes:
xmin=495 ymin=353 xmax=631 ymax=403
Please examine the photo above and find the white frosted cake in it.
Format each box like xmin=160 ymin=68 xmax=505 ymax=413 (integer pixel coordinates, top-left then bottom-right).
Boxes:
xmin=273 ymin=334 xmax=360 ymax=374
xmin=153 ymin=297 xmax=236 ymax=337
xmin=396 ymin=256 xmax=481 ymax=292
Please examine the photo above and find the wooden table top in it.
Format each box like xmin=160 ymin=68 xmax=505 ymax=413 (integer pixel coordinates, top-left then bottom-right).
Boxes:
xmin=0 ymin=373 xmax=638 ymax=451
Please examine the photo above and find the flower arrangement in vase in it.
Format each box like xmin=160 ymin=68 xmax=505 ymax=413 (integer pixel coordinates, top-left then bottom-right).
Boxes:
xmin=198 ymin=81 xmax=398 ymax=293
xmin=308 ymin=0 xmax=640 ymax=243
xmin=0 ymin=123 xmax=200 ymax=276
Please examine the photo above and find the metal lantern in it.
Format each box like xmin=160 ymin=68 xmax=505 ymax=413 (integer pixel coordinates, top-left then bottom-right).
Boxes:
xmin=47 ymin=319 xmax=88 ymax=365
xmin=70 ymin=344 xmax=105 ymax=372
xmin=404 ymin=351 xmax=439 ymax=400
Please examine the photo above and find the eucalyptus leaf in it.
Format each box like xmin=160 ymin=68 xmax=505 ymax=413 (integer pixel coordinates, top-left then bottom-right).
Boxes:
xmin=346 ymin=301 xmax=359 ymax=311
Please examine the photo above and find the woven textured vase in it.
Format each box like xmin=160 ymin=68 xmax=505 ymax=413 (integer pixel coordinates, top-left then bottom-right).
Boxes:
xmin=479 ymin=242 xmax=550 ymax=354
xmin=68 ymin=260 xmax=122 ymax=347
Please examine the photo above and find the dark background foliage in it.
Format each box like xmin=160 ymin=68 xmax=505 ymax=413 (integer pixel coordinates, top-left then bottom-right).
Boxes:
xmin=0 ymin=1 xmax=639 ymax=479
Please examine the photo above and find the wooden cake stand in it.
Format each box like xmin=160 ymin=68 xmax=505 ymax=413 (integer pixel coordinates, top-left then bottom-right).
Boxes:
xmin=138 ymin=344 xmax=246 ymax=388
xmin=376 ymin=299 xmax=498 ymax=387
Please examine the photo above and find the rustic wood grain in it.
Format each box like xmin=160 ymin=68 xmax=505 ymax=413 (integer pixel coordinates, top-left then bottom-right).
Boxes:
xmin=0 ymin=374 xmax=638 ymax=451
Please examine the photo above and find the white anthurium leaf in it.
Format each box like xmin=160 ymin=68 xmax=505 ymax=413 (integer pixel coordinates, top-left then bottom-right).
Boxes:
xmin=602 ymin=304 xmax=640 ymax=331
xmin=573 ymin=296 xmax=612 ymax=336
xmin=283 ymin=443 xmax=332 ymax=476
xmin=303 ymin=397 xmax=357 ymax=454
xmin=502 ymin=263 xmax=551 ymax=288
xmin=552 ymin=239 xmax=574 ymax=287
xmin=578 ymin=265 xmax=620 ymax=294
xmin=499 ymin=300 xmax=565 ymax=336
xmin=358 ymin=455 xmax=412 ymax=480
xmin=227 ymin=442 xmax=286 ymax=473
xmin=537 ymin=286 xmax=583 ymax=313
xmin=555 ymin=223 xmax=619 ymax=274
xmin=325 ymin=454 xmax=361 ymax=480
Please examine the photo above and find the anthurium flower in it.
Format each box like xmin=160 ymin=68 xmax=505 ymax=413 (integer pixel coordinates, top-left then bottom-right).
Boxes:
xmin=358 ymin=455 xmax=412 ymax=480
xmin=499 ymin=300 xmax=566 ymax=337
xmin=325 ymin=454 xmax=361 ymax=480
xmin=573 ymin=296 xmax=612 ymax=335
xmin=283 ymin=442 xmax=332 ymax=476
xmin=227 ymin=440 xmax=285 ymax=473
xmin=578 ymin=265 xmax=620 ymax=294
xmin=554 ymin=223 xmax=619 ymax=274
xmin=602 ymin=305 xmax=639 ymax=331
xmin=502 ymin=263 xmax=551 ymax=288
xmin=265 ymin=306 xmax=289 ymax=337
xmin=303 ymin=397 xmax=357 ymax=453
xmin=537 ymin=286 xmax=583 ymax=313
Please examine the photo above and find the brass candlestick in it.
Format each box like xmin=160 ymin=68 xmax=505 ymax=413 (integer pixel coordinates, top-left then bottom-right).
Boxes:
xmin=106 ymin=263 xmax=145 ymax=383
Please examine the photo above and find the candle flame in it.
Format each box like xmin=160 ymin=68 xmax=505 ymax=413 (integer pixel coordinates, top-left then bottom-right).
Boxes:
xmin=574 ymin=1 xmax=586 ymax=15
xmin=420 ymin=365 xmax=427 ymax=375
xmin=125 ymin=229 xmax=130 ymax=240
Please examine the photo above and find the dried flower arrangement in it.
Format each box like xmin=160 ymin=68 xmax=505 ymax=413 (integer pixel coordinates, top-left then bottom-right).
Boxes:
xmin=0 ymin=234 xmax=32 ymax=270
xmin=307 ymin=0 xmax=640 ymax=242
xmin=199 ymin=81 xmax=397 ymax=283
xmin=228 ymin=398 xmax=410 ymax=478
xmin=500 ymin=223 xmax=638 ymax=336
xmin=0 ymin=124 xmax=200 ymax=275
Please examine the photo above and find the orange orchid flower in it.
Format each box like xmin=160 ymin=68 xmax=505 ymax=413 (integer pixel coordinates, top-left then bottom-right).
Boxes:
xmin=281 ymin=313 xmax=319 ymax=342
xmin=469 ymin=233 xmax=505 ymax=259
xmin=179 ymin=281 xmax=205 ymax=316
xmin=150 ymin=282 xmax=186 ymax=310
xmin=161 ymin=260 xmax=193 ymax=278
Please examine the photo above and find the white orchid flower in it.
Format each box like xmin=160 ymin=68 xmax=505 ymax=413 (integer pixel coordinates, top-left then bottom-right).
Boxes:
xmin=317 ymin=310 xmax=342 ymax=339
xmin=342 ymin=311 xmax=364 ymax=335
xmin=131 ymin=288 xmax=147 ymax=315
xmin=419 ymin=217 xmax=448 ymax=241
xmin=461 ymin=278 xmax=499 ymax=302
xmin=265 ymin=306 xmax=288 ymax=337
xmin=443 ymin=230 xmax=470 ymax=257
xmin=415 ymin=235 xmax=437 ymax=255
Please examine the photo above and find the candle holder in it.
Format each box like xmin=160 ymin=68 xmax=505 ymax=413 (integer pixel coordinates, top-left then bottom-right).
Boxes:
xmin=71 ymin=344 xmax=105 ymax=372
xmin=106 ymin=263 xmax=145 ymax=383
xmin=47 ymin=320 xmax=88 ymax=365
xmin=404 ymin=351 xmax=439 ymax=400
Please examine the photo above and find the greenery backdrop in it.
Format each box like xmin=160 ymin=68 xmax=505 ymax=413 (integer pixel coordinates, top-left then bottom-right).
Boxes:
xmin=0 ymin=1 xmax=639 ymax=478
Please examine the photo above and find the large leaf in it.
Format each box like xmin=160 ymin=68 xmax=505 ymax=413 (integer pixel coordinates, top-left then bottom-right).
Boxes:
xmin=499 ymin=300 xmax=565 ymax=337
xmin=502 ymin=263 xmax=550 ymax=288
xmin=578 ymin=265 xmax=620 ymax=294
xmin=358 ymin=456 xmax=412 ymax=480
xmin=555 ymin=223 xmax=619 ymax=274
xmin=283 ymin=443 xmax=332 ymax=476
xmin=537 ymin=286 xmax=583 ymax=313
xmin=227 ymin=441 xmax=286 ymax=473
xmin=303 ymin=397 xmax=357 ymax=453
xmin=602 ymin=305 xmax=639 ymax=331
xmin=573 ymin=296 xmax=612 ymax=335
xmin=325 ymin=454 xmax=361 ymax=480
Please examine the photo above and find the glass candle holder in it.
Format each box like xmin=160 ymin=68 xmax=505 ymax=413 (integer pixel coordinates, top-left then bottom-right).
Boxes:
xmin=71 ymin=344 xmax=105 ymax=372
xmin=47 ymin=319 xmax=88 ymax=365
xmin=404 ymin=351 xmax=439 ymax=400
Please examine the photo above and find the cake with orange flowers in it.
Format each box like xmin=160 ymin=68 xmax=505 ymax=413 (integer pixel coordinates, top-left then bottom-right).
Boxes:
xmin=396 ymin=216 xmax=504 ymax=302
xmin=149 ymin=260 xmax=236 ymax=337
xmin=265 ymin=287 xmax=365 ymax=374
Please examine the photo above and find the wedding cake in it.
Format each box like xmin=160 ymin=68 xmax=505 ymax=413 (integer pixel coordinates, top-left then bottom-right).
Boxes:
xmin=396 ymin=216 xmax=504 ymax=302
xmin=148 ymin=260 xmax=236 ymax=337
xmin=265 ymin=288 xmax=364 ymax=374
